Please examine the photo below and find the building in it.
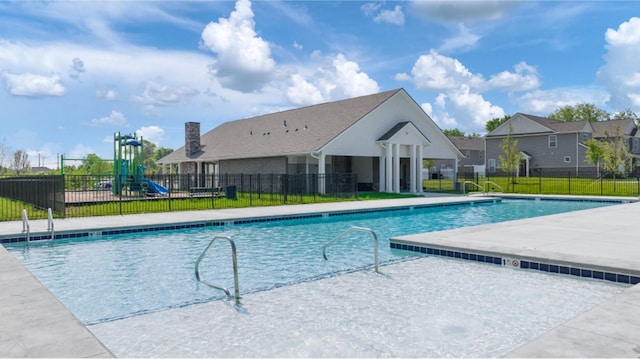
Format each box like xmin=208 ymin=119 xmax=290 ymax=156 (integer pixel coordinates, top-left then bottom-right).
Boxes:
xmin=157 ymin=88 xmax=463 ymax=193
xmin=485 ymin=113 xmax=640 ymax=177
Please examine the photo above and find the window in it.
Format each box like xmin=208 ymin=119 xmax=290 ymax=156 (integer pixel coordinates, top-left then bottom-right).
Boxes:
xmin=564 ymin=156 xmax=571 ymax=163
xmin=549 ymin=135 xmax=557 ymax=148
xmin=488 ymin=159 xmax=496 ymax=173
xmin=582 ymin=133 xmax=589 ymax=142
xmin=479 ymin=151 xmax=484 ymax=160
xmin=634 ymin=138 xmax=639 ymax=150
xmin=465 ymin=149 xmax=470 ymax=157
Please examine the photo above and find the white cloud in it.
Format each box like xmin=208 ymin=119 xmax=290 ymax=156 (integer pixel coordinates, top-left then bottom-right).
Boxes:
xmin=200 ymin=0 xmax=276 ymax=92
xmin=373 ymin=5 xmax=405 ymax=26
xmin=285 ymin=52 xmax=380 ymax=105
xmin=1 ymin=71 xmax=65 ymax=97
xmin=91 ymin=110 xmax=127 ymax=126
xmin=517 ymin=87 xmax=611 ymax=115
xmin=423 ymin=95 xmax=458 ymax=129
xmin=287 ymin=74 xmax=323 ymax=106
xmin=136 ymin=125 xmax=165 ymax=145
xmin=361 ymin=2 xmax=380 ymax=17
xmin=362 ymin=3 xmax=404 ymax=26
xmin=96 ymin=87 xmax=117 ymax=100
xmin=397 ymin=50 xmax=513 ymax=132
xmin=132 ymin=80 xmax=199 ymax=114
xmin=486 ymin=62 xmax=540 ymax=92
xmin=604 ymin=17 xmax=640 ymax=46
xmin=439 ymin=24 xmax=481 ymax=52
xmin=598 ymin=17 xmax=640 ymax=112
xmin=396 ymin=49 xmax=483 ymax=91
xmin=409 ymin=0 xmax=517 ymax=23
xmin=447 ymin=85 xmax=505 ymax=127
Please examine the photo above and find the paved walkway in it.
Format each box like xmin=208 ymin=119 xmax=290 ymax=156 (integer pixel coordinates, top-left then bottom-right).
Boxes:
xmin=1 ymin=194 xmax=639 ymax=357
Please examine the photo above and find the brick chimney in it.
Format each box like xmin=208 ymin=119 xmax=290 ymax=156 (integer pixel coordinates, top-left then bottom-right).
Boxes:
xmin=185 ymin=122 xmax=201 ymax=157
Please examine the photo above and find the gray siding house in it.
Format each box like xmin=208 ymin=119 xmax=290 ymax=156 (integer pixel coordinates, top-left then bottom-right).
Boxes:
xmin=157 ymin=89 xmax=463 ymax=193
xmin=485 ymin=113 xmax=640 ymax=176
xmin=447 ymin=136 xmax=485 ymax=177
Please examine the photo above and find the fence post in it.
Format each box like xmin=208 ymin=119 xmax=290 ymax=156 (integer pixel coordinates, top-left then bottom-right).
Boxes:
xmin=568 ymin=171 xmax=571 ymax=194
xmin=538 ymin=169 xmax=542 ymax=194
xmin=249 ymin=174 xmax=253 ymax=206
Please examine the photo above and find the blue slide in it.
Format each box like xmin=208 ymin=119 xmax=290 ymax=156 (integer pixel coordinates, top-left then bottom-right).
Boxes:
xmin=144 ymin=179 xmax=169 ymax=195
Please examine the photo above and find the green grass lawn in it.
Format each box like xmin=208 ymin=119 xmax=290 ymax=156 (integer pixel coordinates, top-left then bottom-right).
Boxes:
xmin=421 ymin=176 xmax=640 ymax=197
xmin=3 ymin=191 xmax=422 ymax=221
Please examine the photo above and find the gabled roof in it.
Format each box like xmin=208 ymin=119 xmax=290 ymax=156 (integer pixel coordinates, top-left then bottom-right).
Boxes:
xmin=591 ymin=118 xmax=636 ymax=138
xmin=487 ymin=113 xmax=595 ymax=137
xmin=378 ymin=121 xmax=410 ymax=141
xmin=159 ymin=89 xmax=403 ymax=163
xmin=447 ymin=136 xmax=484 ymax=151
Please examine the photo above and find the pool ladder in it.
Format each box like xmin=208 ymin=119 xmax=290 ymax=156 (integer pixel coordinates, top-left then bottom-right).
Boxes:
xmin=322 ymin=226 xmax=379 ymax=273
xmin=461 ymin=181 xmax=504 ymax=195
xmin=194 ymin=235 xmax=241 ymax=304
xmin=21 ymin=208 xmax=55 ymax=245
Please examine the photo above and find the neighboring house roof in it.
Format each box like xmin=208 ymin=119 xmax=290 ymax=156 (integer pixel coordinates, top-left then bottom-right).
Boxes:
xmin=487 ymin=112 xmax=596 ymax=137
xmin=159 ymin=89 xmax=402 ymax=164
xmin=591 ymin=118 xmax=636 ymax=138
xmin=447 ymin=136 xmax=484 ymax=151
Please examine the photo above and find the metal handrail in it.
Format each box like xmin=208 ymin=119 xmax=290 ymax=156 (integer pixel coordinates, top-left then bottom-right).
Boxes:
xmin=194 ymin=235 xmax=240 ymax=303
xmin=462 ymin=181 xmax=484 ymax=195
xmin=322 ymin=226 xmax=379 ymax=273
xmin=22 ymin=209 xmax=30 ymax=244
xmin=483 ymin=181 xmax=504 ymax=193
xmin=47 ymin=208 xmax=55 ymax=241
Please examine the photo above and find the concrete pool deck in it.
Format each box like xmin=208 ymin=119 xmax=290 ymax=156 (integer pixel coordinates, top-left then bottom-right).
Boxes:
xmin=1 ymin=194 xmax=639 ymax=357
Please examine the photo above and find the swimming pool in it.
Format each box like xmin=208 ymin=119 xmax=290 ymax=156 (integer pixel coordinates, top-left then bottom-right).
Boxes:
xmin=4 ymin=198 xmax=619 ymax=327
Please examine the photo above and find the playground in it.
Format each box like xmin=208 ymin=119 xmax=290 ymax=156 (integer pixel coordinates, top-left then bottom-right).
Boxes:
xmin=61 ymin=132 xmax=169 ymax=199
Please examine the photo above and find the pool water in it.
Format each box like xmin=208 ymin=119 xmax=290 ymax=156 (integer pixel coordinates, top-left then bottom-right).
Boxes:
xmin=4 ymin=199 xmax=618 ymax=326
xmin=89 ymin=256 xmax=624 ymax=358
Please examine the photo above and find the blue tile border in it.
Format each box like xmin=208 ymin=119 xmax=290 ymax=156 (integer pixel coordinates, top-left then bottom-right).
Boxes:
xmin=390 ymin=242 xmax=640 ymax=286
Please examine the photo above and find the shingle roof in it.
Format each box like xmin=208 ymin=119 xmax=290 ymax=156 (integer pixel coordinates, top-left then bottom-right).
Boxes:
xmin=591 ymin=118 xmax=636 ymax=138
xmin=446 ymin=136 xmax=484 ymax=151
xmin=159 ymin=89 xmax=402 ymax=163
xmin=522 ymin=114 xmax=591 ymax=133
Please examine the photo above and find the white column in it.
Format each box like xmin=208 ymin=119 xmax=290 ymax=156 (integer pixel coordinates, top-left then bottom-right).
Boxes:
xmin=385 ymin=143 xmax=393 ymax=192
xmin=417 ymin=145 xmax=424 ymax=193
xmin=393 ymin=143 xmax=400 ymax=193
xmin=409 ymin=144 xmax=416 ymax=193
xmin=318 ymin=153 xmax=326 ymax=194
xmin=378 ymin=153 xmax=386 ymax=192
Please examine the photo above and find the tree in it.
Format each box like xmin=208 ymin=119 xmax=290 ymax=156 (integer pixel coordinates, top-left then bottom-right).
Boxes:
xmin=81 ymin=153 xmax=112 ymax=175
xmin=0 ymin=138 xmax=10 ymax=173
xmin=443 ymin=128 xmax=465 ymax=137
xmin=601 ymin=126 xmax=631 ymax=184
xmin=612 ymin=108 xmax=639 ymax=123
xmin=140 ymin=140 xmax=174 ymax=174
xmin=548 ymin=103 xmax=610 ymax=122
xmin=485 ymin=115 xmax=511 ymax=132
xmin=584 ymin=138 xmax=605 ymax=178
xmin=498 ymin=126 xmax=520 ymax=190
xmin=12 ymin=150 xmax=30 ymax=174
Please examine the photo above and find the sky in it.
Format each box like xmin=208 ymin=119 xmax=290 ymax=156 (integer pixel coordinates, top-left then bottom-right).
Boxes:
xmin=1 ymin=0 xmax=640 ymax=169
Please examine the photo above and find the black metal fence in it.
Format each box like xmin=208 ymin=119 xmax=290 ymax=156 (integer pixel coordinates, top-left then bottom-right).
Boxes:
xmin=0 ymin=173 xmax=358 ymax=221
xmin=458 ymin=169 xmax=640 ymax=197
